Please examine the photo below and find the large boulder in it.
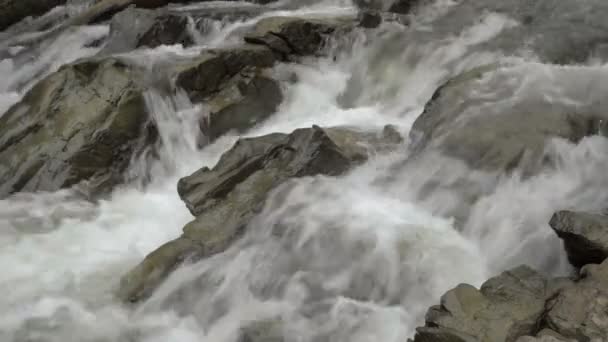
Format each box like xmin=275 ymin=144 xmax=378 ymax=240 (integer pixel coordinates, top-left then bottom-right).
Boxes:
xmin=410 ymin=64 xmax=608 ymax=175
xmin=549 ymin=211 xmax=608 ymax=268
xmin=118 ymin=125 xmax=403 ymax=302
xmin=0 ymin=0 xmax=66 ymax=31
xmin=543 ymin=260 xmax=608 ymax=341
xmin=0 ymin=57 xmax=154 ymax=198
xmin=413 ymin=266 xmax=550 ymax=342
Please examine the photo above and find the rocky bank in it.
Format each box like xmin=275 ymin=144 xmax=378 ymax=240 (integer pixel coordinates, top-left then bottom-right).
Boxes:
xmin=2 ymin=0 xmax=608 ymax=341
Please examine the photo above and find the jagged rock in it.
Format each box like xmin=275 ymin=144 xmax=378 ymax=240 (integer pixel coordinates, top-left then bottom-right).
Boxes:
xmin=543 ymin=260 xmax=608 ymax=341
xmin=199 ymin=69 xmax=283 ymax=141
xmin=413 ymin=266 xmax=549 ymax=342
xmin=244 ymin=15 xmax=357 ymax=59
xmin=0 ymin=57 xmax=154 ymax=198
xmin=549 ymin=210 xmax=608 ymax=268
xmin=118 ymin=125 xmax=403 ymax=302
xmin=137 ymin=13 xmax=193 ymax=48
xmin=410 ymin=64 xmax=608 ymax=175
xmin=174 ymin=45 xmax=280 ymax=140
xmin=0 ymin=0 xmax=66 ymax=31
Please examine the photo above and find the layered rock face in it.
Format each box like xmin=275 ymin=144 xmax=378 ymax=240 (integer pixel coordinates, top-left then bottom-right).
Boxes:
xmin=0 ymin=58 xmax=152 ymax=198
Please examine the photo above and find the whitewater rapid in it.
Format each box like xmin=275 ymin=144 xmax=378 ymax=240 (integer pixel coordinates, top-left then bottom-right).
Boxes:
xmin=3 ymin=0 xmax=608 ymax=341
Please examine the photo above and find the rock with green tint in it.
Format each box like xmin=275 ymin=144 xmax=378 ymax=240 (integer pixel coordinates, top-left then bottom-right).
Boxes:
xmin=0 ymin=57 xmax=153 ymax=198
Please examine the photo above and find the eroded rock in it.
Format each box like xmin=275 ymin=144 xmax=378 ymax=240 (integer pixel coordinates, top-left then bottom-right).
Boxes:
xmin=414 ymin=266 xmax=549 ymax=342
xmin=118 ymin=125 xmax=402 ymax=302
xmin=544 ymin=260 xmax=608 ymax=341
xmin=0 ymin=57 xmax=154 ymax=198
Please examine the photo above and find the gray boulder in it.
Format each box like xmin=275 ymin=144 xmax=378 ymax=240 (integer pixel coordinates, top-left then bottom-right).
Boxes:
xmin=0 ymin=57 xmax=153 ymax=198
xmin=549 ymin=210 xmax=608 ymax=268
xmin=414 ymin=266 xmax=549 ymax=342
xmin=118 ymin=125 xmax=403 ymax=302
xmin=544 ymin=260 xmax=608 ymax=341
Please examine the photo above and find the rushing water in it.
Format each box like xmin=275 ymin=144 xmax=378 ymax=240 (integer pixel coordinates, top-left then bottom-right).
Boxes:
xmin=2 ymin=0 xmax=608 ymax=341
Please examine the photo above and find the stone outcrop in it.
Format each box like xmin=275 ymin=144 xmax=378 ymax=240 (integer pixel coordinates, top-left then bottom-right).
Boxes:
xmin=413 ymin=266 xmax=551 ymax=342
xmin=0 ymin=57 xmax=153 ymax=198
xmin=549 ymin=211 xmax=608 ymax=268
xmin=117 ymin=125 xmax=402 ymax=302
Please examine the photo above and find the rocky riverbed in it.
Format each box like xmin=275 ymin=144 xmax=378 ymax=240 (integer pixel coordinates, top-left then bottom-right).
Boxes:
xmin=2 ymin=0 xmax=608 ymax=341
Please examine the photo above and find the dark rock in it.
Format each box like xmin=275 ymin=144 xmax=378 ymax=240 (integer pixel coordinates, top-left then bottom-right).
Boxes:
xmin=175 ymin=45 xmax=277 ymax=99
xmin=174 ymin=45 xmax=281 ymax=140
xmin=353 ymin=0 xmax=421 ymax=14
xmin=410 ymin=64 xmax=608 ymax=175
xmin=549 ymin=210 xmax=608 ymax=268
xmin=0 ymin=0 xmax=66 ymax=31
xmin=137 ymin=13 xmax=193 ymax=48
xmin=118 ymin=125 xmax=403 ymax=302
xmin=358 ymin=11 xmax=383 ymax=29
xmin=244 ymin=15 xmax=358 ymax=59
xmin=414 ymin=266 xmax=549 ymax=342
xmin=199 ymin=69 xmax=284 ymax=141
xmin=0 ymin=57 xmax=154 ymax=198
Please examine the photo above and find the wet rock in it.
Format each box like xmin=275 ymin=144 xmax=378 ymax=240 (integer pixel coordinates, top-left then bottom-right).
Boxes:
xmin=549 ymin=210 xmax=608 ymax=268
xmin=516 ymin=329 xmax=575 ymax=342
xmin=414 ymin=266 xmax=549 ymax=342
xmin=0 ymin=57 xmax=154 ymax=198
xmin=0 ymin=0 xmax=66 ymax=31
xmin=544 ymin=260 xmax=608 ymax=341
xmin=175 ymin=45 xmax=280 ymax=140
xmin=238 ymin=320 xmax=284 ymax=342
xmin=410 ymin=64 xmax=608 ymax=175
xmin=137 ymin=13 xmax=193 ymax=48
xmin=244 ymin=15 xmax=358 ymax=59
xmin=199 ymin=69 xmax=283 ymax=141
xmin=118 ymin=125 xmax=403 ymax=302
xmin=353 ymin=0 xmax=421 ymax=14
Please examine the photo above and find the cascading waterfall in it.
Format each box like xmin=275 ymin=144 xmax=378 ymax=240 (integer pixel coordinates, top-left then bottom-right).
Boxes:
xmin=2 ymin=0 xmax=608 ymax=341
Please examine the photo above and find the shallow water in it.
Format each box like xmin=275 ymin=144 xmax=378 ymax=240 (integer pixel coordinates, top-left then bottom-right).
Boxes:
xmin=1 ymin=0 xmax=607 ymax=341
